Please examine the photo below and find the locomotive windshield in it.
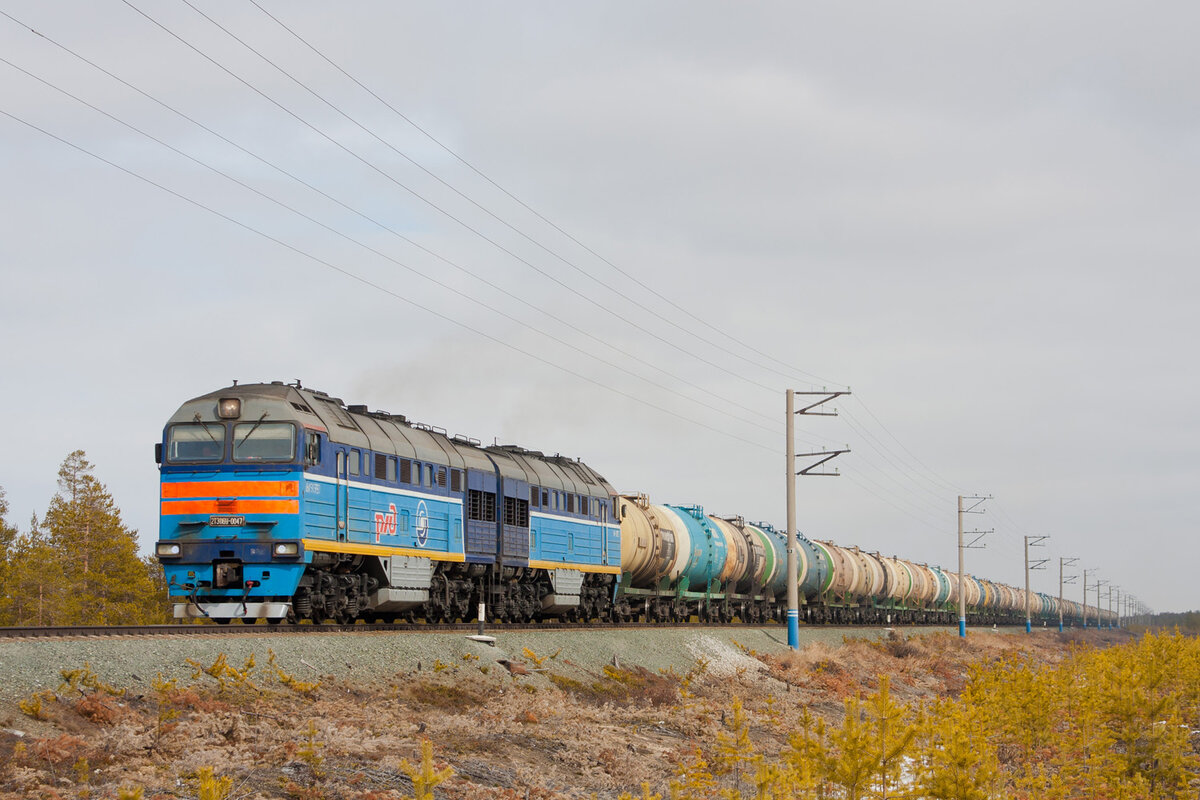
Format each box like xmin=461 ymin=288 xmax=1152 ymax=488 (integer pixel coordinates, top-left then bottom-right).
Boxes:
xmin=232 ymin=421 xmax=296 ymax=463
xmin=166 ymin=422 xmax=226 ymax=463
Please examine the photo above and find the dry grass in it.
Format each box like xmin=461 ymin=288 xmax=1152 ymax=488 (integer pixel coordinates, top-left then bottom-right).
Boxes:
xmin=0 ymin=630 xmax=1125 ymax=799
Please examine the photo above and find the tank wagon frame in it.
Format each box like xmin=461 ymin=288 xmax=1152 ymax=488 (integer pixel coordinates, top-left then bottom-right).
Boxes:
xmin=154 ymin=383 xmax=1109 ymax=628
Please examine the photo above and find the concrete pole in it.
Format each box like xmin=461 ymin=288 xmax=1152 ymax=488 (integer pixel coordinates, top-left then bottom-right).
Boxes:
xmin=786 ymin=390 xmax=799 ymax=650
xmin=957 ymin=495 xmax=966 ymax=638
xmin=1024 ymin=536 xmax=1032 ymax=634
xmin=1082 ymin=569 xmax=1089 ymax=628
xmin=1058 ymin=558 xmax=1064 ymax=633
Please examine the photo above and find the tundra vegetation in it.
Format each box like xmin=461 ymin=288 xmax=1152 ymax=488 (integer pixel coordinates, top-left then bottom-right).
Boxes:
xmin=0 ymin=629 xmax=1196 ymax=799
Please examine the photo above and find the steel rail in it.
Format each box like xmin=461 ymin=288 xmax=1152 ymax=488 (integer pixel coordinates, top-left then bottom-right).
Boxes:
xmin=0 ymin=620 xmax=778 ymax=640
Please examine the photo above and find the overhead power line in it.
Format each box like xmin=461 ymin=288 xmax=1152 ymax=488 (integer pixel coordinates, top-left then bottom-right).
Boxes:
xmin=126 ymin=1 xmax=968 ymax=503
xmin=0 ymin=9 xmax=816 ymax=443
xmin=0 ymin=105 xmax=783 ymax=454
xmin=126 ymin=0 xmax=793 ymax=395
xmin=247 ymin=0 xmax=846 ymax=393
xmin=3 ymin=5 xmax=975 ymax=524
xmin=0 ymin=52 xmax=800 ymax=445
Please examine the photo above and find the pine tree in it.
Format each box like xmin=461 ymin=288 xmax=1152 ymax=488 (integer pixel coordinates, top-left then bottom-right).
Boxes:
xmin=781 ymin=708 xmax=830 ymax=799
xmin=865 ymin=675 xmax=915 ymax=798
xmin=914 ymin=700 xmax=998 ymax=800
xmin=39 ymin=451 xmax=166 ymax=624
xmin=0 ymin=487 xmax=16 ymax=552
xmin=0 ymin=487 xmax=19 ymax=624
xmin=715 ymin=697 xmax=762 ymax=795
xmin=825 ymin=695 xmax=878 ymax=800
xmin=2 ymin=513 xmax=64 ymax=626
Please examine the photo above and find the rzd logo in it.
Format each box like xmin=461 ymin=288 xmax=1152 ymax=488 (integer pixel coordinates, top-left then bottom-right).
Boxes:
xmin=374 ymin=503 xmax=397 ymax=543
xmin=416 ymin=500 xmax=429 ymax=547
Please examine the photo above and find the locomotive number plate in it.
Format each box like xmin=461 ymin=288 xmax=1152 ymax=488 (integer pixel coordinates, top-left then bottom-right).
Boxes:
xmin=208 ymin=514 xmax=245 ymax=527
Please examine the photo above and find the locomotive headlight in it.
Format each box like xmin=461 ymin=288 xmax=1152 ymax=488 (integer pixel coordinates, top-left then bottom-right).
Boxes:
xmin=217 ymin=397 xmax=242 ymax=419
xmin=273 ymin=542 xmax=299 ymax=556
xmin=156 ymin=542 xmax=182 ymax=557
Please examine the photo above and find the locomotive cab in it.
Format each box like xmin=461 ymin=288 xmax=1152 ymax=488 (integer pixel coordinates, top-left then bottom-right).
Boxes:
xmin=156 ymin=382 xmax=313 ymax=623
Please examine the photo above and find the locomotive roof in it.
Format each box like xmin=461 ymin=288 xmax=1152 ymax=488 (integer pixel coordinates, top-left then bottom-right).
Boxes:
xmin=167 ymin=382 xmax=616 ymax=494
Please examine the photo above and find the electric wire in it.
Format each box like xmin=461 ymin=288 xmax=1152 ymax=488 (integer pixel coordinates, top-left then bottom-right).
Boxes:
xmin=138 ymin=0 xmax=967 ymax=509
xmin=0 ymin=9 xmax=822 ymax=444
xmin=122 ymin=0 xmax=787 ymax=395
xmin=849 ymin=396 xmax=963 ymax=495
xmin=244 ymin=1 xmax=992 ymax=522
xmin=838 ymin=407 xmax=957 ymax=505
xmin=0 ymin=103 xmax=784 ymax=455
xmin=0 ymin=11 xmax=1145 ymax=606
xmin=244 ymin=0 xmax=846 ymax=393
xmin=839 ymin=470 xmax=952 ymax=536
xmin=7 ymin=6 xmax=979 ymax=548
xmin=836 ymin=408 xmax=952 ymax=510
xmin=0 ymin=54 xmax=801 ymax=443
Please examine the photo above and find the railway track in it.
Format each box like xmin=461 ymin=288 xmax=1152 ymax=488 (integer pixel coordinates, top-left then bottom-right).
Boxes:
xmin=0 ymin=619 xmax=788 ymax=640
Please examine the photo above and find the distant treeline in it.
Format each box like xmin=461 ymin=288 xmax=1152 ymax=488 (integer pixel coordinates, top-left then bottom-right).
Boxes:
xmin=0 ymin=451 xmax=166 ymax=626
xmin=1146 ymin=611 xmax=1200 ymax=634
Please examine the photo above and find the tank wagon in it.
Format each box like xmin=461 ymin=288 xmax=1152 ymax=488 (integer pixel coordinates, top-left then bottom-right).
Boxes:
xmin=155 ymin=383 xmax=1104 ymax=627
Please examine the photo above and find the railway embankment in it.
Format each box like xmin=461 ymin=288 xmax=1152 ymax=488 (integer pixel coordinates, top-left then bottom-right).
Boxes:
xmin=0 ymin=625 xmax=1156 ymax=799
xmin=0 ymin=623 xmax=1015 ymax=702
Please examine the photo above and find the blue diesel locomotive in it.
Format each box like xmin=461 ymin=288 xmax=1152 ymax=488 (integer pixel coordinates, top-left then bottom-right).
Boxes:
xmin=155 ymin=381 xmax=619 ymax=624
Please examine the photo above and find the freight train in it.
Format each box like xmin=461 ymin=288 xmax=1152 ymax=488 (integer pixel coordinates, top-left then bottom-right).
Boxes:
xmin=155 ymin=382 xmax=1112 ymax=627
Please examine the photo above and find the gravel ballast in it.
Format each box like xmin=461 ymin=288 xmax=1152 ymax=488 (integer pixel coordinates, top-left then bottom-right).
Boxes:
xmin=0 ymin=624 xmax=1019 ymax=702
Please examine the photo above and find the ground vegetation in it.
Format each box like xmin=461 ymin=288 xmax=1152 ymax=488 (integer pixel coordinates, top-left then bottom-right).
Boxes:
xmin=0 ymin=627 xmax=1194 ymax=799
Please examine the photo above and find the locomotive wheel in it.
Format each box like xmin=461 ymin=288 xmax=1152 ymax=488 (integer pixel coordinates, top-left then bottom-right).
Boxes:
xmin=267 ymin=617 xmax=284 ymax=626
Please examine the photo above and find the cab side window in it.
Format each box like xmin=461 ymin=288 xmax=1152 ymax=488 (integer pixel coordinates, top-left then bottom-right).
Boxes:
xmin=305 ymin=432 xmax=321 ymax=465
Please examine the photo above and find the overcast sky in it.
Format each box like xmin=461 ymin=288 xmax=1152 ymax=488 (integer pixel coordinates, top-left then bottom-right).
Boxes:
xmin=2 ymin=2 xmax=1195 ymax=614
